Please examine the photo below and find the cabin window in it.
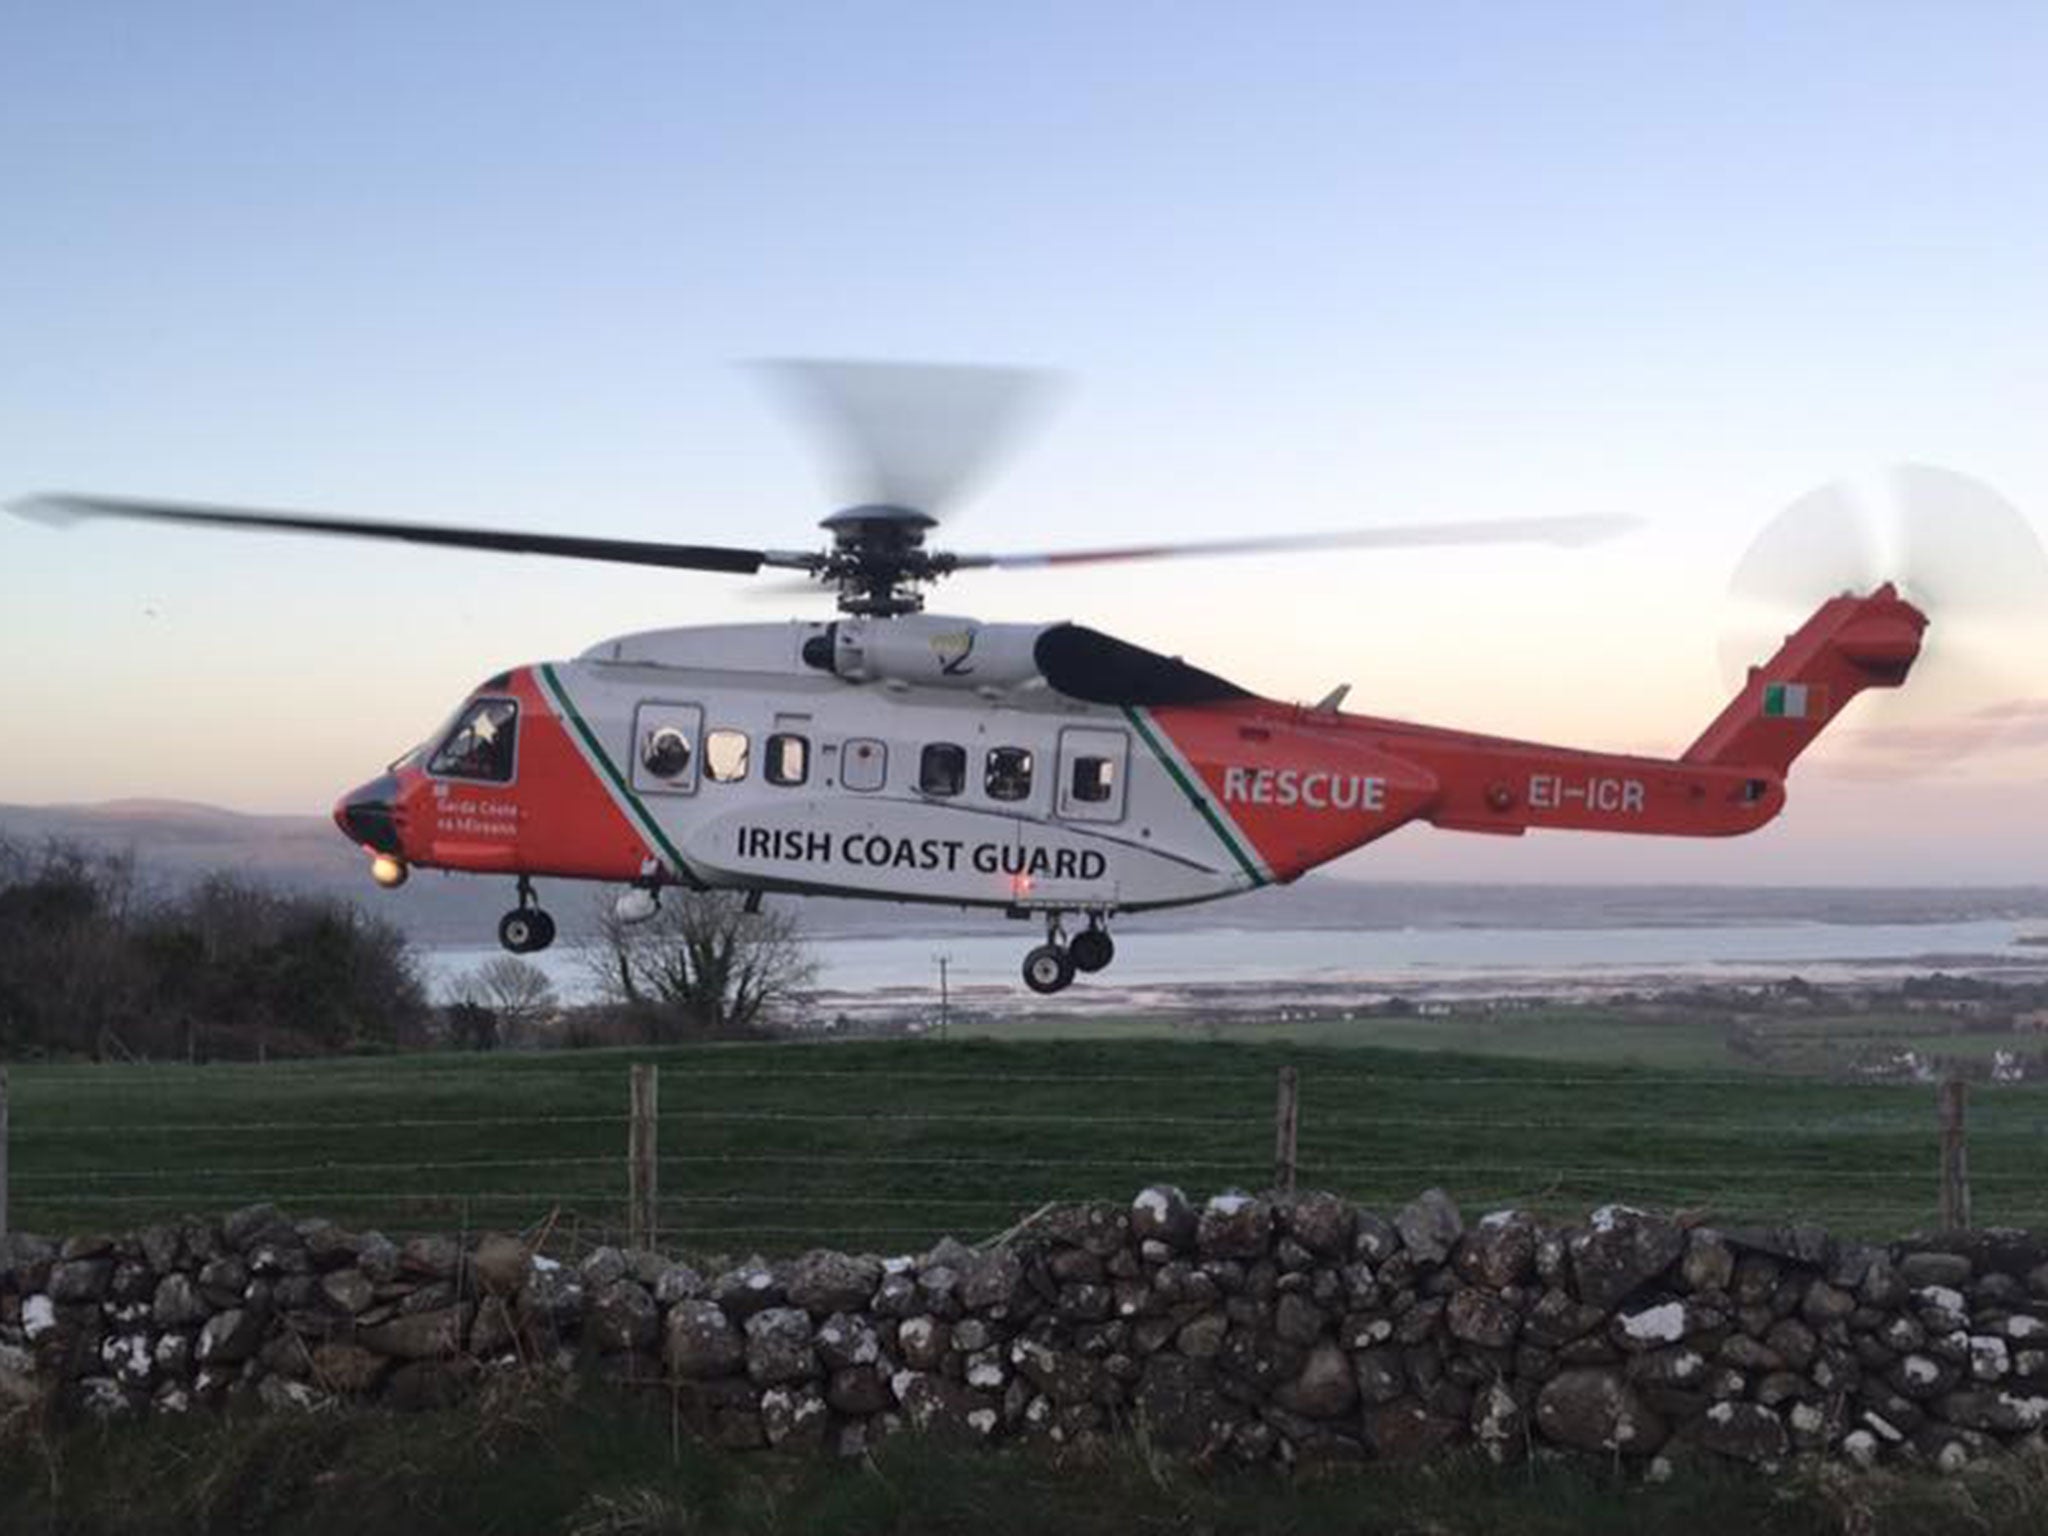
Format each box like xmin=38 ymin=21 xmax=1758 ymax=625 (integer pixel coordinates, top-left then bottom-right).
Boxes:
xmin=641 ymin=725 xmax=693 ymax=780
xmin=919 ymin=743 xmax=966 ymax=797
xmin=1071 ymin=755 xmax=1115 ymax=803
xmin=842 ymin=738 xmax=887 ymax=792
xmin=705 ymin=728 xmax=750 ymax=783
xmin=985 ymin=746 xmax=1034 ymax=801
xmin=765 ymin=733 xmax=809 ymax=786
xmin=429 ymin=698 xmax=518 ymax=783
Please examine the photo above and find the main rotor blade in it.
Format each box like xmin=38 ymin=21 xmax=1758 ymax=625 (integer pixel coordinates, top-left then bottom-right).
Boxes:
xmin=10 ymin=493 xmax=789 ymax=576
xmin=952 ymin=513 xmax=1642 ymax=571
xmin=757 ymin=359 xmax=1059 ymax=519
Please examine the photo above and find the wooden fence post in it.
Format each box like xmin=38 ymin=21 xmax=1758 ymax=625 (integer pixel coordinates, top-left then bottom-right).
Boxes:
xmin=1 ymin=1065 xmax=10 ymax=1241
xmin=629 ymin=1063 xmax=658 ymax=1250
xmin=1939 ymin=1076 xmax=1970 ymax=1230
xmin=1274 ymin=1065 xmax=1299 ymax=1195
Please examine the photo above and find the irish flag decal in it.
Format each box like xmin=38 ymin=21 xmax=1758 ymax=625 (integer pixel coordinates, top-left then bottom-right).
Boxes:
xmin=1763 ymin=682 xmax=1818 ymax=719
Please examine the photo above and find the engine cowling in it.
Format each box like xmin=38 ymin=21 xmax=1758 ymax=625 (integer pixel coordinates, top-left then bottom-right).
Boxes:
xmin=813 ymin=615 xmax=1051 ymax=690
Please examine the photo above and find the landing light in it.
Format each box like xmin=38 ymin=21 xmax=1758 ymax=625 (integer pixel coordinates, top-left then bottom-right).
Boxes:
xmin=369 ymin=853 xmax=409 ymax=889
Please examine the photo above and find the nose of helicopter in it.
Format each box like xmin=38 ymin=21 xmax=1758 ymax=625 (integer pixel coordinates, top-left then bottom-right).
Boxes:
xmin=333 ymin=774 xmax=406 ymax=856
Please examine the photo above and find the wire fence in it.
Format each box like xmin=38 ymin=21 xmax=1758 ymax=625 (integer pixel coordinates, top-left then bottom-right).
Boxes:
xmin=3 ymin=1048 xmax=2043 ymax=1254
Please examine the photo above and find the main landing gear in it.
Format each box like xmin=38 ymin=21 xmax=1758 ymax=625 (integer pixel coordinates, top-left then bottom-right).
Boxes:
xmin=498 ymin=875 xmax=556 ymax=955
xmin=1021 ymin=913 xmax=1116 ymax=995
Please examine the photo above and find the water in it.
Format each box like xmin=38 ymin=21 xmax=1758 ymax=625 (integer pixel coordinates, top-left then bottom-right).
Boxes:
xmin=420 ymin=918 xmax=2048 ymax=1004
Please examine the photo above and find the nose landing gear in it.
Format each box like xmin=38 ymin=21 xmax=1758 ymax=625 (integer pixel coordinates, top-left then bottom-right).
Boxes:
xmin=498 ymin=876 xmax=557 ymax=955
xmin=1019 ymin=912 xmax=1115 ymax=994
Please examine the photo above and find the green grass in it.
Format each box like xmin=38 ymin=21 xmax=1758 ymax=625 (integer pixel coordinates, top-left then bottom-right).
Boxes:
xmin=6 ymin=1391 xmax=2048 ymax=1536
xmin=9 ymin=1033 xmax=2046 ymax=1251
xmin=964 ymin=1005 xmax=1747 ymax=1069
xmin=12 ymin=1392 xmax=2048 ymax=1536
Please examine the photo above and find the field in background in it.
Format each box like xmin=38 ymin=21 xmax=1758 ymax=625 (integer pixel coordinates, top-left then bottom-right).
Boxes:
xmin=9 ymin=1024 xmax=2044 ymax=1250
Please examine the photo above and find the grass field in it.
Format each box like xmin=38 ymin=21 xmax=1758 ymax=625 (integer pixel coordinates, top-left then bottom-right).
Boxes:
xmin=9 ymin=1024 xmax=2046 ymax=1251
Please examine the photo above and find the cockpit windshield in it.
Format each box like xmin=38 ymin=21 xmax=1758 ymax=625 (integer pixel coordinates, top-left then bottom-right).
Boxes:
xmin=428 ymin=698 xmax=519 ymax=783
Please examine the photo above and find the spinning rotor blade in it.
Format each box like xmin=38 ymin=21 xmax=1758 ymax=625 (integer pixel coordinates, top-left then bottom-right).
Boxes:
xmin=951 ymin=513 xmax=1643 ymax=571
xmin=10 ymin=493 xmax=796 ymax=576
xmin=757 ymin=359 xmax=1059 ymax=518
xmin=1720 ymin=465 xmax=2048 ymax=775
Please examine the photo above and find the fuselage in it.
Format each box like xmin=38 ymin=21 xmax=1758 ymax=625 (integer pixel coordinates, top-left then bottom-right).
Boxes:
xmin=335 ymin=598 xmax=1907 ymax=917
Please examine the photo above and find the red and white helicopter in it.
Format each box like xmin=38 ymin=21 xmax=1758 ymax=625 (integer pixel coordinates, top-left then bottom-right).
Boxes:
xmin=16 ymin=365 xmax=1966 ymax=993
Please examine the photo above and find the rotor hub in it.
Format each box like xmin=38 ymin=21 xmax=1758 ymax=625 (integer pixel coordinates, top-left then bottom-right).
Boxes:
xmin=818 ymin=503 xmax=947 ymax=616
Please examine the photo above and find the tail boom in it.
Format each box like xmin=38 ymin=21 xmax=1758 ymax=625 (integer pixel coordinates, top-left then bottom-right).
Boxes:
xmin=1683 ymin=584 xmax=1927 ymax=773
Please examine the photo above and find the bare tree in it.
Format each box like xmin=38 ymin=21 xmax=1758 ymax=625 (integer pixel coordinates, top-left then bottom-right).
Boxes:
xmin=451 ymin=954 xmax=559 ymax=1048
xmin=583 ymin=890 xmax=817 ymax=1039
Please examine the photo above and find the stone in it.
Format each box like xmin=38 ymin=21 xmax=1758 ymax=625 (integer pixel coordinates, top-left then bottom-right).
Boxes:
xmin=713 ymin=1257 xmax=784 ymax=1318
xmin=302 ymin=1224 xmax=358 ymax=1271
xmin=1534 ymin=1369 xmax=1667 ymax=1455
xmin=319 ymin=1268 xmax=375 ymax=1316
xmin=760 ymin=1384 xmax=831 ymax=1448
xmin=1446 ymin=1288 xmax=1521 ymax=1349
xmin=151 ymin=1273 xmax=209 ymax=1331
xmin=470 ymin=1234 xmax=529 ymax=1296
xmin=1273 ymin=1291 xmax=1326 ymax=1345
xmin=654 ymin=1262 xmax=705 ymax=1306
xmin=1457 ymin=1210 xmax=1539 ymax=1290
xmin=1764 ymin=1318 xmax=1818 ymax=1372
xmin=1394 ymin=1189 xmax=1463 ymax=1266
xmin=1934 ymin=1389 xmax=2048 ymax=1434
xmin=1681 ymin=1230 xmax=1735 ymax=1293
xmin=666 ymin=1300 xmax=744 ymax=1379
xmin=1569 ymin=1207 xmax=1685 ymax=1310
xmin=897 ymin=1315 xmax=950 ymax=1371
xmin=361 ymin=1304 xmax=470 ymax=1360
xmin=518 ymin=1261 xmax=584 ymax=1332
xmin=786 ymin=1250 xmax=882 ymax=1316
xmin=744 ymin=1306 xmax=817 ymax=1385
xmin=1130 ymin=1186 xmax=1198 ymax=1251
xmin=1802 ymin=1280 xmax=1857 ymax=1325
xmin=1523 ymin=1288 xmax=1608 ymax=1349
xmin=1197 ymin=1192 xmax=1272 ymax=1260
xmin=195 ymin=1309 xmax=263 ymax=1366
xmin=1684 ymin=1401 xmax=1788 ymax=1463
xmin=221 ymin=1203 xmax=288 ymax=1252
xmin=1351 ymin=1346 xmax=1405 ymax=1404
xmin=357 ymin=1234 xmax=400 ymax=1285
xmin=1471 ymin=1379 xmax=1528 ymax=1463
xmin=1011 ymin=1336 xmax=1102 ymax=1405
xmin=588 ymin=1281 xmax=659 ymax=1353
xmin=47 ymin=1259 xmax=114 ymax=1304
xmin=1278 ymin=1191 xmax=1354 ymax=1257
xmin=1270 ymin=1339 xmax=1357 ymax=1419
xmin=1898 ymin=1252 xmax=1973 ymax=1289
xmin=815 ymin=1312 xmax=882 ymax=1371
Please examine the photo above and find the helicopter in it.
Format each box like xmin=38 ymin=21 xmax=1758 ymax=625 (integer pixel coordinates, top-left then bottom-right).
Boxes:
xmin=11 ymin=364 xmax=1956 ymax=994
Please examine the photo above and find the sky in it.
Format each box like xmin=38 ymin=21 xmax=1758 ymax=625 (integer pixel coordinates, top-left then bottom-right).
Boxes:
xmin=2 ymin=2 xmax=2045 ymax=883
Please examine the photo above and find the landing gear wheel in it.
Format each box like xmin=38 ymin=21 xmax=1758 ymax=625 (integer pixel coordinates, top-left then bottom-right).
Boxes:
xmin=1069 ymin=928 xmax=1114 ymax=973
xmin=1022 ymin=943 xmax=1075 ymax=995
xmin=498 ymin=908 xmax=556 ymax=954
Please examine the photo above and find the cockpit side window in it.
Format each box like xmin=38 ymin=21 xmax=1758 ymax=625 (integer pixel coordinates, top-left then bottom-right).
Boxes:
xmin=428 ymin=698 xmax=519 ymax=783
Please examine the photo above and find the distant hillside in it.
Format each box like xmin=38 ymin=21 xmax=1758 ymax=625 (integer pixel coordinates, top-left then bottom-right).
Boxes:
xmin=4 ymin=799 xmax=2046 ymax=947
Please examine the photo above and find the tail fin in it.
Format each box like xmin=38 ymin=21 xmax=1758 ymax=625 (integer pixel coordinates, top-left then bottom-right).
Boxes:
xmin=1683 ymin=584 xmax=1927 ymax=773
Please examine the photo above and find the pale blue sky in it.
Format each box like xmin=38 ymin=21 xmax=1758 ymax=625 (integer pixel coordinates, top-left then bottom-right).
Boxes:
xmin=4 ymin=3 xmax=2045 ymax=880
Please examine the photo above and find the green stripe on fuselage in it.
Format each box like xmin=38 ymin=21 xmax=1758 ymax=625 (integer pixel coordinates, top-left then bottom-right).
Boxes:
xmin=1120 ymin=705 xmax=1266 ymax=887
xmin=536 ymin=662 xmax=689 ymax=875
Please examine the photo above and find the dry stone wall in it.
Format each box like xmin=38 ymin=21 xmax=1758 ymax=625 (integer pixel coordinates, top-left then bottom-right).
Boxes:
xmin=5 ymin=1188 xmax=2048 ymax=1474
